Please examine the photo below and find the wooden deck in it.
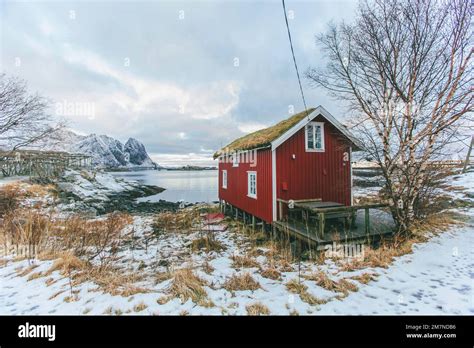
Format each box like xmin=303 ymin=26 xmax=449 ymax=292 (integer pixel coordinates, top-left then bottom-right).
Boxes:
xmin=273 ymin=199 xmax=395 ymax=248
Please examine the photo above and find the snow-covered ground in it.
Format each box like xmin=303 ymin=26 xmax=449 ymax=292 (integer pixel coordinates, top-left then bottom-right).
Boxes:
xmin=319 ymin=222 xmax=473 ymax=314
xmin=0 ymin=170 xmax=472 ymax=315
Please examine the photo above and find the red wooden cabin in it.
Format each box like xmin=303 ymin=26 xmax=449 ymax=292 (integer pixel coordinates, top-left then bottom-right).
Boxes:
xmin=215 ymin=106 xmax=363 ymax=225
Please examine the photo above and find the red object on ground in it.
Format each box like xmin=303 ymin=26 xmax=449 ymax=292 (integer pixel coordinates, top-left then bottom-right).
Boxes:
xmin=203 ymin=212 xmax=225 ymax=224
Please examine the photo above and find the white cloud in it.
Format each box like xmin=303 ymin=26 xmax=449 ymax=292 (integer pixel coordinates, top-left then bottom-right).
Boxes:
xmin=59 ymin=44 xmax=240 ymax=128
xmin=39 ymin=20 xmax=54 ymax=37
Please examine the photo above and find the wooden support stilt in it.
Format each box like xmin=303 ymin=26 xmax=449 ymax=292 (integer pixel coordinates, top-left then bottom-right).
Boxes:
xmin=364 ymin=208 xmax=370 ymax=235
xmin=318 ymin=213 xmax=325 ymax=239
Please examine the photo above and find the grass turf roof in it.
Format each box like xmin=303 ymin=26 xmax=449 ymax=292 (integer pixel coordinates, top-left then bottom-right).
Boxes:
xmin=214 ymin=108 xmax=316 ymax=158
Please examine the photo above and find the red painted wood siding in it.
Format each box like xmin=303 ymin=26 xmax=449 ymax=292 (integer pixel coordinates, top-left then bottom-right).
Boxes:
xmin=218 ymin=148 xmax=273 ymax=223
xmin=276 ymin=115 xmax=351 ymax=209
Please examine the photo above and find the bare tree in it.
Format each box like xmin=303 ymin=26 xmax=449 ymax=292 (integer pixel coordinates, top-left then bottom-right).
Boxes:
xmin=0 ymin=73 xmax=62 ymax=151
xmin=307 ymin=0 xmax=473 ymax=233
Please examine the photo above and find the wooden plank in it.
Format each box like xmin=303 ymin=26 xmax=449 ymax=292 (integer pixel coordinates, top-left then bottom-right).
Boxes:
xmin=365 ymin=208 xmax=370 ymax=235
xmin=298 ymin=203 xmax=388 ymax=214
xmin=276 ymin=198 xmax=322 ymax=204
xmin=272 ymin=221 xmax=320 ymax=246
xmin=318 ymin=212 xmax=325 ymax=239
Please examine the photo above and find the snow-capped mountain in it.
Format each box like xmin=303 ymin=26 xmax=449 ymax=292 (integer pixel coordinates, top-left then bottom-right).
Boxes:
xmin=124 ymin=138 xmax=156 ymax=167
xmin=31 ymin=129 xmax=159 ymax=169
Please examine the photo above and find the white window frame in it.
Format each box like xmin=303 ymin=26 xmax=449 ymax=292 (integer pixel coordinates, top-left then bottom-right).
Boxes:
xmin=305 ymin=121 xmax=325 ymax=152
xmin=222 ymin=170 xmax=227 ymax=189
xmin=247 ymin=171 xmax=257 ymax=199
xmin=232 ymin=152 xmax=239 ymax=167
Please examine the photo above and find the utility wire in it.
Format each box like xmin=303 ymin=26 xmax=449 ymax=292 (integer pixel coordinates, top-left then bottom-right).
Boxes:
xmin=282 ymin=0 xmax=309 ymax=118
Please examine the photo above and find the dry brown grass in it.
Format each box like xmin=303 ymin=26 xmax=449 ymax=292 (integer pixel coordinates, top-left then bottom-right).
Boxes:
xmin=27 ymin=271 xmax=44 ymax=281
xmin=285 ymin=279 xmax=327 ymax=305
xmin=261 ymin=240 xmax=294 ymax=263
xmin=16 ymin=264 xmax=39 ymax=277
xmin=0 ymin=210 xmax=52 ymax=257
xmin=246 ymin=302 xmax=270 ymax=315
xmin=155 ymin=271 xmax=173 ymax=284
xmin=85 ymin=268 xmax=150 ymax=297
xmin=0 ymin=182 xmax=55 ymax=213
xmin=162 ymin=268 xmax=213 ymax=307
xmin=202 ymin=261 xmax=214 ymax=274
xmin=338 ymin=211 xmax=464 ymax=272
xmin=349 ymin=272 xmax=378 ymax=284
xmin=0 ymin=204 xmax=154 ymax=299
xmin=0 ymin=209 xmax=132 ymax=266
xmin=191 ymin=234 xmax=226 ymax=253
xmin=214 ymin=108 xmax=315 ymax=157
xmin=303 ymin=271 xmax=359 ymax=296
xmin=338 ymin=243 xmax=406 ymax=271
xmin=48 ymin=290 xmax=65 ymax=300
xmin=0 ymin=184 xmax=20 ymax=216
xmin=303 ymin=271 xmax=339 ymax=291
xmin=335 ymin=279 xmax=359 ymax=295
xmin=133 ymin=302 xmax=148 ymax=312
xmin=153 ymin=208 xmax=201 ymax=234
xmin=64 ymin=294 xmax=80 ymax=303
xmin=43 ymin=251 xmax=149 ymax=297
xmin=411 ymin=211 xmax=465 ymax=235
xmin=259 ymin=267 xmax=281 ymax=280
xmin=223 ymin=273 xmax=261 ymax=292
xmin=45 ymin=277 xmax=57 ymax=286
xmin=286 ymin=278 xmax=307 ymax=294
xmin=232 ymin=254 xmax=259 ymax=269
xmin=45 ymin=252 xmax=87 ymax=277
xmin=0 ymin=208 xmax=148 ymax=296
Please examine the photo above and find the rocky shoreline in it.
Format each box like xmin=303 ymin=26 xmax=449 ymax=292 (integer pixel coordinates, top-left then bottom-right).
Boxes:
xmin=99 ymin=188 xmax=181 ymax=214
xmin=55 ymin=169 xmax=181 ymax=215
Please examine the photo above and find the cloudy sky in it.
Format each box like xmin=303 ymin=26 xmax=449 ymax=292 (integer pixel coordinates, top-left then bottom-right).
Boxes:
xmin=0 ymin=0 xmax=358 ymax=166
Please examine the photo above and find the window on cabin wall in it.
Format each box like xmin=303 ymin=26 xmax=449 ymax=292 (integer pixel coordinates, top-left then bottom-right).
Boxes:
xmin=247 ymin=171 xmax=257 ymax=199
xmin=232 ymin=152 xmax=239 ymax=167
xmin=222 ymin=170 xmax=227 ymax=189
xmin=305 ymin=122 xmax=325 ymax=151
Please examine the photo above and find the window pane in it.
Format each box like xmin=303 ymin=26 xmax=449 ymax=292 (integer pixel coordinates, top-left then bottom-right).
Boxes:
xmin=307 ymin=125 xmax=314 ymax=149
xmin=315 ymin=125 xmax=322 ymax=149
xmin=248 ymin=173 xmax=256 ymax=196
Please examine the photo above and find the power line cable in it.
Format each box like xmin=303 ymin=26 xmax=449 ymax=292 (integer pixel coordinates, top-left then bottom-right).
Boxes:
xmin=282 ymin=0 xmax=309 ymax=118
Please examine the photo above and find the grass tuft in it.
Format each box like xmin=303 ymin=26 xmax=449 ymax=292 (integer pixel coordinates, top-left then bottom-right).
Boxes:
xmin=191 ymin=234 xmax=226 ymax=253
xmin=286 ymin=278 xmax=327 ymax=305
xmin=163 ymin=268 xmax=213 ymax=307
xmin=232 ymin=254 xmax=259 ymax=268
xmin=223 ymin=273 xmax=261 ymax=292
xmin=259 ymin=267 xmax=282 ymax=280
xmin=246 ymin=302 xmax=270 ymax=315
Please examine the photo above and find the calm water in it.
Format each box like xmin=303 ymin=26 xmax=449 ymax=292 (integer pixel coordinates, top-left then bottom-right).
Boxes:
xmin=110 ymin=170 xmax=218 ymax=203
